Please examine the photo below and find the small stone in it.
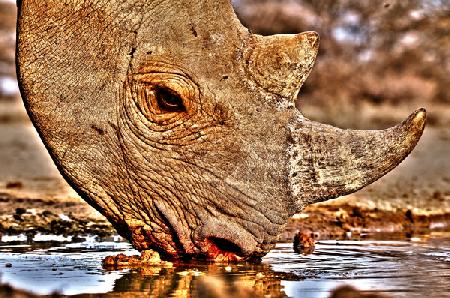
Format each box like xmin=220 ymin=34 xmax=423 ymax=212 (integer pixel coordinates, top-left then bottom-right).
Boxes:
xmin=15 ymin=208 xmax=27 ymax=215
xmin=41 ymin=210 xmax=54 ymax=217
xmin=6 ymin=181 xmax=23 ymax=189
xmin=58 ymin=214 xmax=71 ymax=221
xmin=293 ymin=231 xmax=315 ymax=255
xmin=5 ymin=263 xmax=12 ymax=268
xmin=102 ymin=255 xmax=116 ymax=267
xmin=141 ymin=250 xmax=161 ymax=263
xmin=102 ymin=250 xmax=172 ymax=269
xmin=255 ymin=272 xmax=265 ymax=279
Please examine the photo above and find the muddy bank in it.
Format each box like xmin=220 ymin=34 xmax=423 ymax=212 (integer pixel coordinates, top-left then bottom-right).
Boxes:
xmin=1 ymin=189 xmax=448 ymax=243
xmin=0 ymin=192 xmax=113 ymax=239
xmin=283 ymin=203 xmax=450 ymax=242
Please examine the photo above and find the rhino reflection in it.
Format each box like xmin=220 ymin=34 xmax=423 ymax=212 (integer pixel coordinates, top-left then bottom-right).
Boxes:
xmin=110 ymin=264 xmax=288 ymax=298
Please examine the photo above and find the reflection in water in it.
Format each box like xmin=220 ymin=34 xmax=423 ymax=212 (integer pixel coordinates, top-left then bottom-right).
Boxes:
xmin=110 ymin=264 xmax=288 ymax=298
xmin=0 ymin=239 xmax=449 ymax=297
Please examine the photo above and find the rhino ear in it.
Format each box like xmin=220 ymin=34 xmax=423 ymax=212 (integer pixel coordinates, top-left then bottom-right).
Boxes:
xmin=288 ymin=108 xmax=426 ymax=213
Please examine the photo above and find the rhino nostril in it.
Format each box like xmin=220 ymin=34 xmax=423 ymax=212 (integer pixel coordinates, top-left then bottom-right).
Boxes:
xmin=207 ymin=237 xmax=243 ymax=256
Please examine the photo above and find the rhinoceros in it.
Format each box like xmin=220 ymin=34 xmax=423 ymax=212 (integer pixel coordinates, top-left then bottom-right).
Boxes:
xmin=16 ymin=0 xmax=425 ymax=261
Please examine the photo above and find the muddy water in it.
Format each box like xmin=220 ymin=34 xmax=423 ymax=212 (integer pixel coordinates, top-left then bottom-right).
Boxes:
xmin=0 ymin=238 xmax=449 ymax=298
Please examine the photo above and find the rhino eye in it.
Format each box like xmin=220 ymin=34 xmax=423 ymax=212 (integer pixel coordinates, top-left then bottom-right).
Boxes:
xmin=154 ymin=86 xmax=186 ymax=113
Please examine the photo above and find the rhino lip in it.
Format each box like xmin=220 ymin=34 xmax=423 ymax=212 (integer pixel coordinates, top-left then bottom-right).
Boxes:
xmin=201 ymin=237 xmax=245 ymax=262
xmin=193 ymin=217 xmax=261 ymax=261
xmin=153 ymin=202 xmax=186 ymax=256
xmin=151 ymin=209 xmax=252 ymax=261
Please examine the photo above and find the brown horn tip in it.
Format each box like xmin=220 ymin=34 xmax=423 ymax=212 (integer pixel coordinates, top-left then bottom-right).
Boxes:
xmin=403 ymin=107 xmax=426 ymax=135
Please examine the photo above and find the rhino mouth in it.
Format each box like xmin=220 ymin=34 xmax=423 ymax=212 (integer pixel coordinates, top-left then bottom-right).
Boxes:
xmin=194 ymin=217 xmax=261 ymax=261
xmin=206 ymin=237 xmax=243 ymax=256
xmin=193 ymin=237 xmax=245 ymax=262
xmin=117 ymin=198 xmax=268 ymax=261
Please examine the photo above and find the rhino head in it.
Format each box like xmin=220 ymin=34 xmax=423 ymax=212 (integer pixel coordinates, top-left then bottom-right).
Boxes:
xmin=16 ymin=0 xmax=425 ymax=261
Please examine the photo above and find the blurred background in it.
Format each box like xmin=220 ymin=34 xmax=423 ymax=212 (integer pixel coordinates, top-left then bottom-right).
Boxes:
xmin=0 ymin=0 xmax=16 ymax=102
xmin=233 ymin=0 xmax=450 ymax=128
xmin=0 ymin=0 xmax=449 ymax=215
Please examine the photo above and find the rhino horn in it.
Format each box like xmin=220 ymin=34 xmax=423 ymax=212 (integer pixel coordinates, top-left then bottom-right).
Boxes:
xmin=288 ymin=108 xmax=426 ymax=213
xmin=244 ymin=31 xmax=319 ymax=99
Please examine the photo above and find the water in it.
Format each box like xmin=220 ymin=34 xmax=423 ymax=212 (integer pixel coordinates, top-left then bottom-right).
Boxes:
xmin=0 ymin=238 xmax=449 ymax=297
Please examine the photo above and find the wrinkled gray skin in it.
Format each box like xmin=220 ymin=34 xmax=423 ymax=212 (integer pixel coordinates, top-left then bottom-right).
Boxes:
xmin=16 ymin=0 xmax=425 ymax=261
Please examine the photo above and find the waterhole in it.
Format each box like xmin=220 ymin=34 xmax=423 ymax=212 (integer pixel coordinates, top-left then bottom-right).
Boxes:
xmin=0 ymin=237 xmax=449 ymax=297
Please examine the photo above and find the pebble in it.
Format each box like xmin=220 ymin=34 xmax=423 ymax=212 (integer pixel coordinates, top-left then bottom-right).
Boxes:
xmin=5 ymin=263 xmax=12 ymax=268
xmin=15 ymin=208 xmax=27 ymax=215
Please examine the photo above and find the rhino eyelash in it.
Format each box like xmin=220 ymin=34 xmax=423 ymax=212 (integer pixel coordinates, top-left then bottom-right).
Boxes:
xmin=153 ymin=86 xmax=186 ymax=114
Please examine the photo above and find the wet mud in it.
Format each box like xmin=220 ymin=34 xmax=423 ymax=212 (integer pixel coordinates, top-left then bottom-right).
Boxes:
xmin=0 ymin=192 xmax=114 ymax=239
xmin=284 ymin=203 xmax=450 ymax=243
xmin=1 ymin=189 xmax=448 ymax=245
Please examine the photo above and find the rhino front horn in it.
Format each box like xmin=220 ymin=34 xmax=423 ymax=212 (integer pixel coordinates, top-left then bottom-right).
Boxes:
xmin=287 ymin=108 xmax=426 ymax=213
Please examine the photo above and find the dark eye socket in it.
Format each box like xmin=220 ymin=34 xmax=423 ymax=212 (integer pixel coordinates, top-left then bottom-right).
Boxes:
xmin=154 ymin=86 xmax=186 ymax=113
